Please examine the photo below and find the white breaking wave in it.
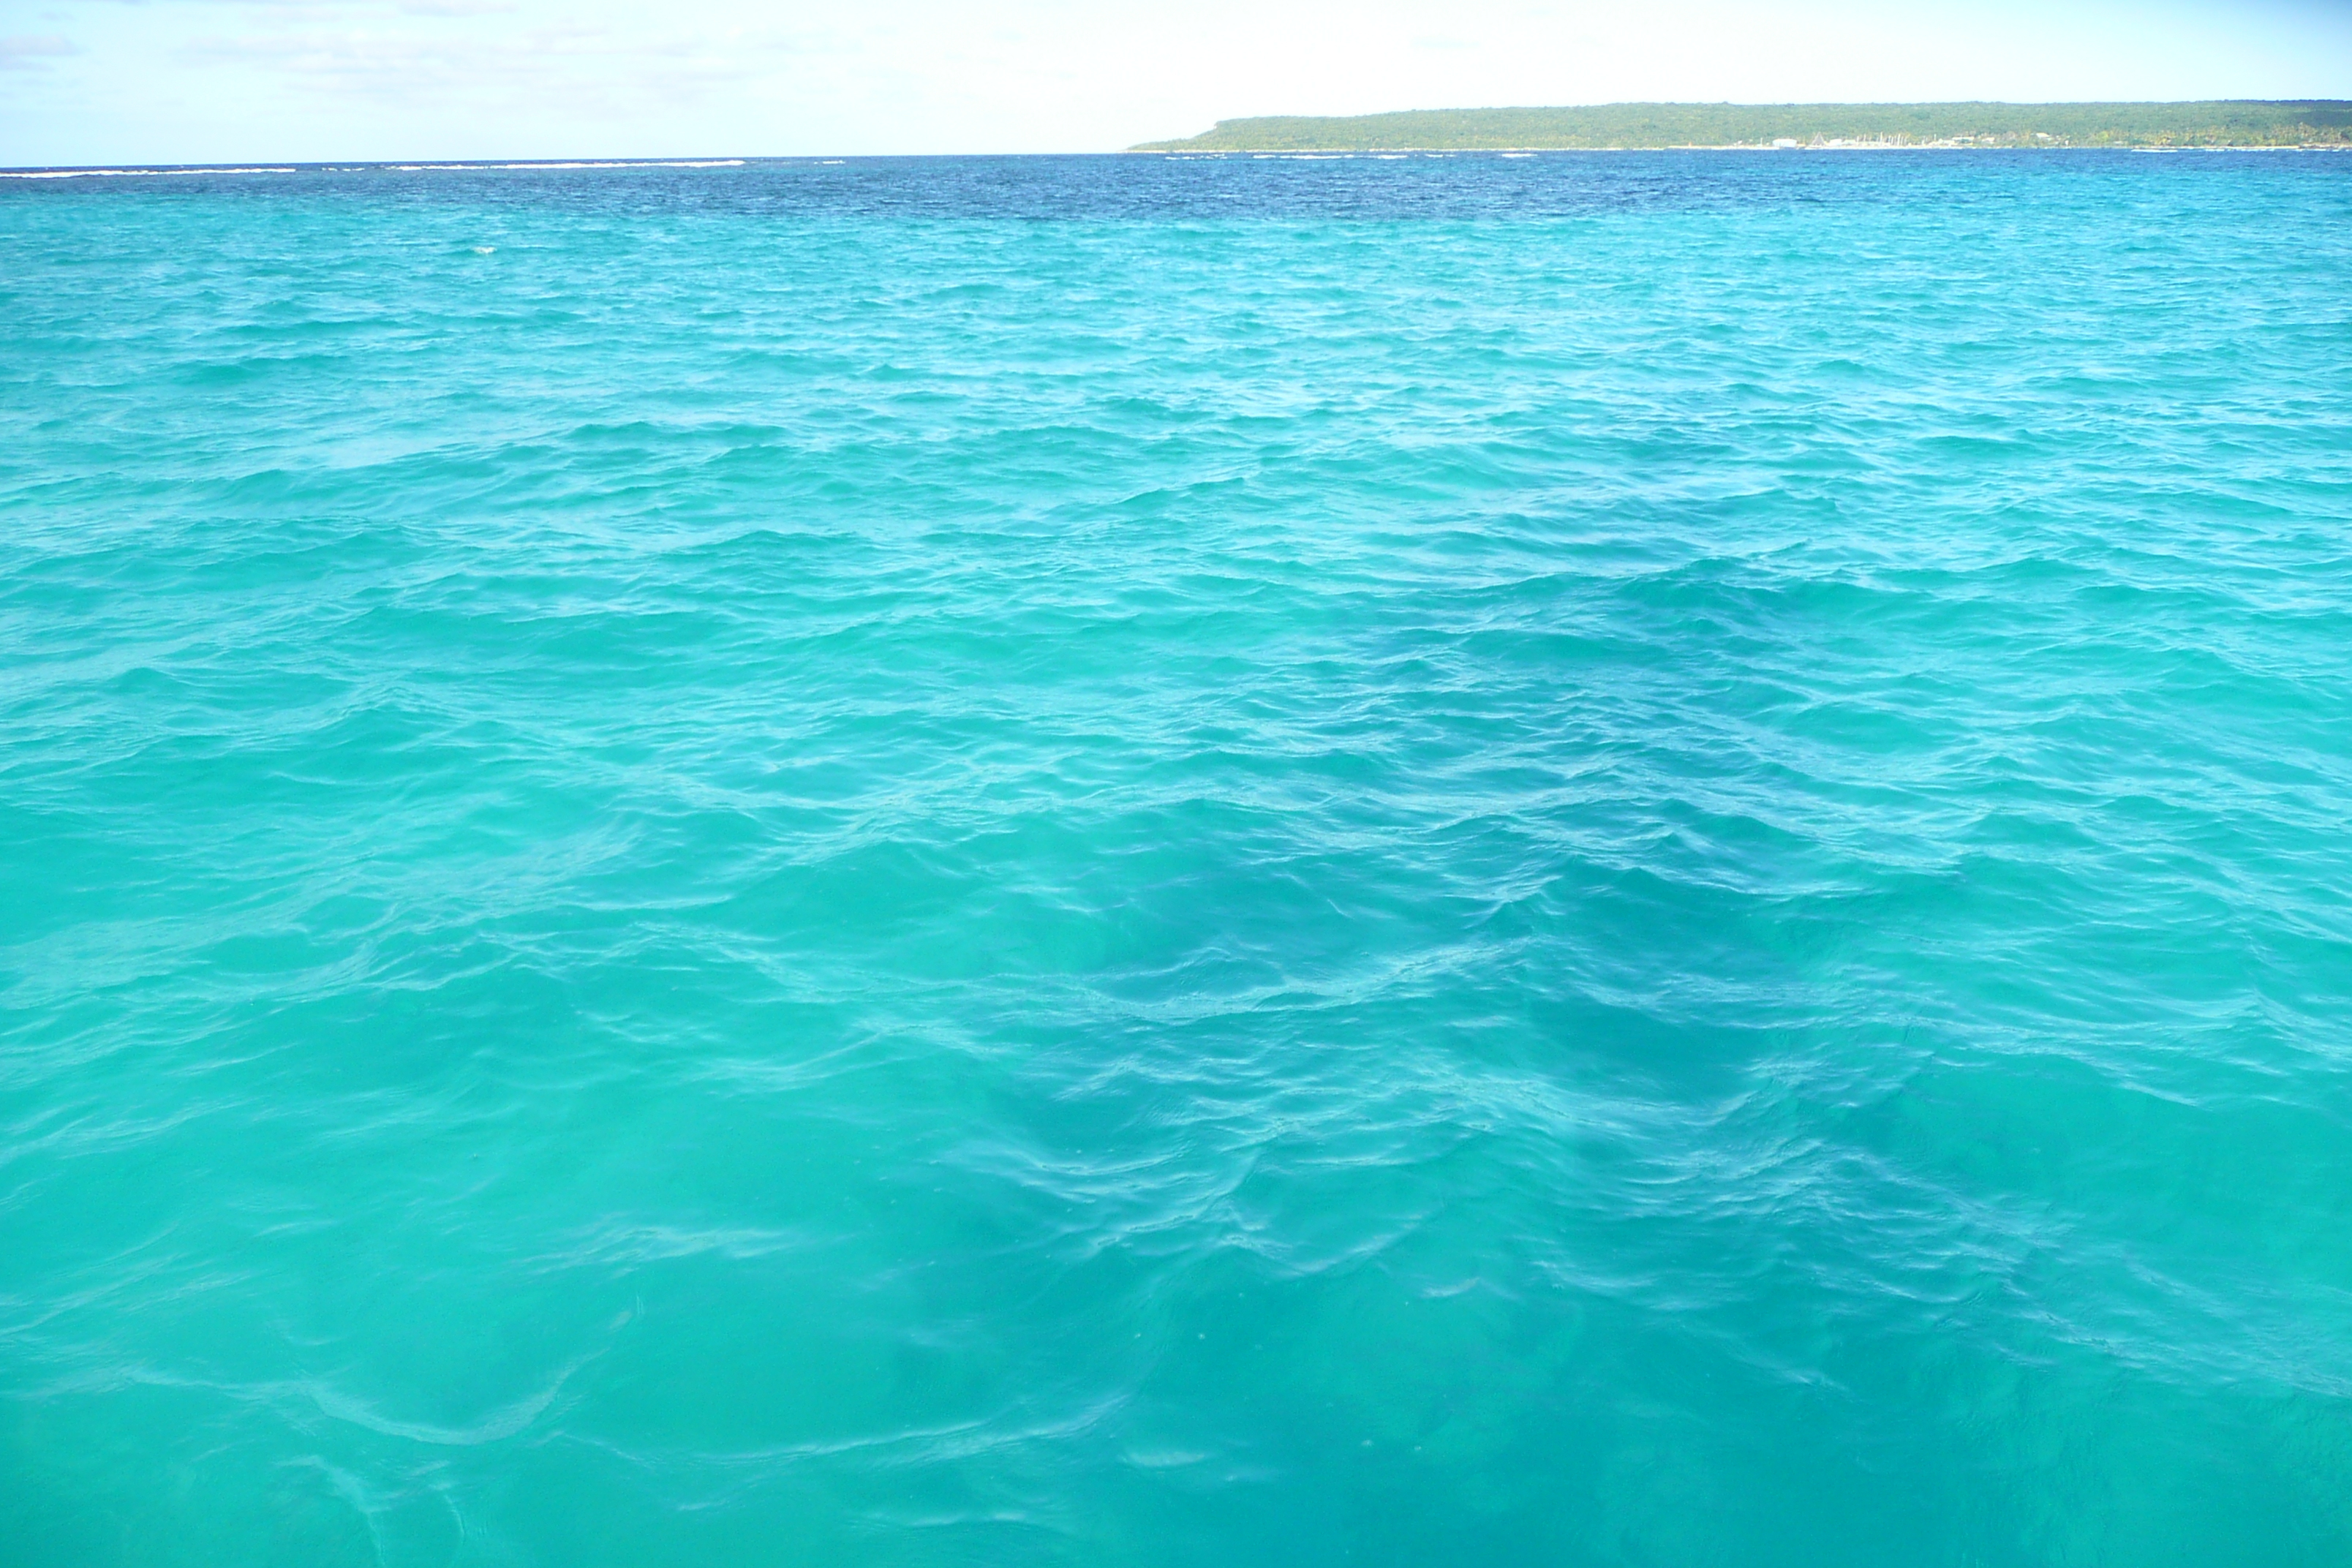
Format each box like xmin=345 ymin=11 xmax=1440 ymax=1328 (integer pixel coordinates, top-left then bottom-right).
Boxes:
xmin=1 ymin=167 xmax=298 ymax=179
xmin=497 ymin=159 xmax=746 ymax=170
xmin=3 ymin=158 xmax=750 ymax=181
xmin=393 ymin=160 xmax=748 ymax=173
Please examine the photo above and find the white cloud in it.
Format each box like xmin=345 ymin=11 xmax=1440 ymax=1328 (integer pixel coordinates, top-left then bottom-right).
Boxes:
xmin=0 ymin=33 xmax=80 ymax=69
xmin=174 ymin=12 xmax=800 ymax=105
xmin=396 ymin=1 xmax=519 ymax=16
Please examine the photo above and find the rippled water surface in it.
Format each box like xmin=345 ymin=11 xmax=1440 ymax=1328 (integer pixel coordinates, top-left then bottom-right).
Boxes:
xmin=4 ymin=152 xmax=2351 ymax=1565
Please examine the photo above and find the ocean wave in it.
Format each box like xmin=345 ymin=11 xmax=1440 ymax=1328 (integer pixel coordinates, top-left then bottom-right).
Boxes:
xmin=0 ymin=165 xmax=298 ymax=178
xmin=388 ymin=159 xmax=749 ymax=173
xmin=3 ymin=151 xmax=2348 ymax=1564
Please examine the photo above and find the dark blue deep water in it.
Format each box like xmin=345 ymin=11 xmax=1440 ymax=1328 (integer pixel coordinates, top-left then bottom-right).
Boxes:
xmin=3 ymin=151 xmax=2351 ymax=1565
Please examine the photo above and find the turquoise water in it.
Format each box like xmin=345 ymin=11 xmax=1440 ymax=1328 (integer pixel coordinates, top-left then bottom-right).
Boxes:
xmin=3 ymin=152 xmax=2350 ymax=1565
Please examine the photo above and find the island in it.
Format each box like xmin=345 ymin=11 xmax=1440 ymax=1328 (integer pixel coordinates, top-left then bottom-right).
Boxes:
xmin=1132 ymin=101 xmax=2352 ymax=152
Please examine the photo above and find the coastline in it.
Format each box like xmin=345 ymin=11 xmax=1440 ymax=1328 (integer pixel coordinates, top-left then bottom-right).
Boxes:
xmin=1132 ymin=99 xmax=2352 ymax=154
xmin=1131 ymin=143 xmax=2352 ymax=155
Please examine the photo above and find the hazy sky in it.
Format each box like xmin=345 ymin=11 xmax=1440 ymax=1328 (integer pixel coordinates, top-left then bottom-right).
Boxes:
xmin=4 ymin=0 xmax=2351 ymax=165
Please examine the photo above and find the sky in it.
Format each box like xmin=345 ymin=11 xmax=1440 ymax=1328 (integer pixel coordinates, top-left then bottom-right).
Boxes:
xmin=3 ymin=0 xmax=2351 ymax=165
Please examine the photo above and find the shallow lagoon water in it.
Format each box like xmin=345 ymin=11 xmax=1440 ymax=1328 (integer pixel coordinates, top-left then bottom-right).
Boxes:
xmin=3 ymin=152 xmax=2351 ymax=1564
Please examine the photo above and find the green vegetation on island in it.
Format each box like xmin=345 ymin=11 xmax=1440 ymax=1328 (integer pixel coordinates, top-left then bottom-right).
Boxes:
xmin=1134 ymin=101 xmax=2352 ymax=152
